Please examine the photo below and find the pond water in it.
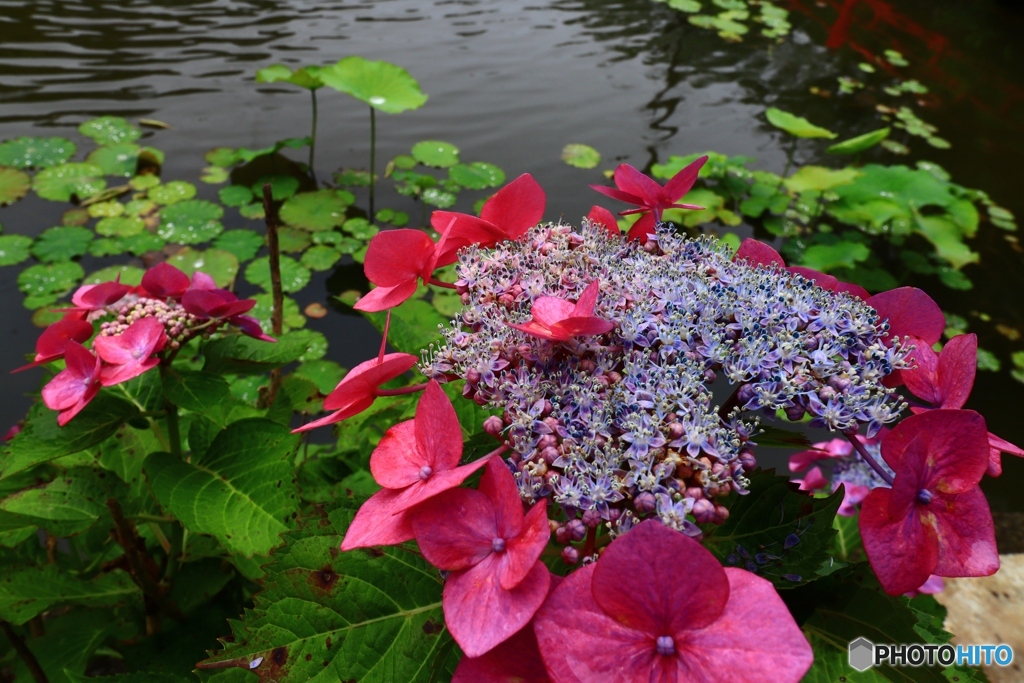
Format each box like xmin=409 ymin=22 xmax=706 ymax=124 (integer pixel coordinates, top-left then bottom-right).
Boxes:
xmin=2 ymin=0 xmax=1023 ymax=509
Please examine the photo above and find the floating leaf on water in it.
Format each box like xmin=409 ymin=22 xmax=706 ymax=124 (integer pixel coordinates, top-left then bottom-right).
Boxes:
xmin=121 ymin=232 xmax=165 ymax=255
xmin=200 ymin=166 xmax=230 ymax=184
xmin=18 ymin=261 xmax=85 ymax=298
xmin=251 ymin=293 xmax=306 ymax=331
xmin=78 ymin=116 xmax=141 ymax=145
xmin=783 ymin=166 xmax=860 ymax=193
xmin=61 ymin=208 xmax=91 ymax=226
xmin=884 ymin=49 xmax=909 ymax=67
xmin=129 ymin=174 xmax=161 ymax=191
xmin=244 ymin=255 xmax=311 ymax=293
xmin=342 ymin=217 xmax=378 ymax=240
xmin=391 ymin=154 xmax=417 ymax=170
xmin=422 ymin=186 xmax=457 ymax=208
xmin=411 ymin=140 xmax=459 ymax=168
xmin=139 ymin=146 xmax=165 ymax=167
xmin=880 ymin=139 xmax=909 ymax=155
xmin=277 ymin=227 xmax=311 ymax=253
xmin=301 ymin=244 xmax=341 ymax=271
xmin=256 ymin=63 xmax=323 ymax=90
xmin=158 ymin=199 xmax=225 ymax=245
xmin=148 ymin=180 xmax=197 ymax=205
xmin=448 ymin=161 xmax=506 ymax=189
xmin=167 ymin=248 xmax=239 ymax=288
xmin=219 ymin=185 xmax=254 ymax=207
xmin=926 ymin=136 xmax=951 ymax=149
xmin=87 ymin=200 xmax=124 ymax=218
xmin=913 ymin=213 xmax=979 ymax=270
xmin=79 ymin=183 xmax=129 ymax=206
xmin=914 ymin=161 xmax=950 ymax=182
xmin=252 ymin=174 xmax=300 ymax=201
xmin=123 ymin=198 xmax=157 ymax=217
xmin=139 ymin=118 xmax=171 ymax=129
xmin=332 ymin=168 xmax=373 ymax=187
xmin=84 ymin=265 xmax=145 ymax=286
xmin=279 ymin=189 xmax=351 ymax=231
xmin=32 ymin=163 xmax=106 ymax=202
xmin=664 ymin=0 xmax=702 ymax=12
xmin=765 ymin=108 xmax=837 ymax=139
xmin=857 ymin=62 xmax=876 ymax=73
xmin=0 ymin=235 xmax=33 ymax=266
xmin=96 ymin=215 xmax=145 ymax=238
xmin=88 ymin=237 xmax=126 ymax=257
xmin=205 ymin=147 xmax=240 ymax=168
xmin=86 ymin=143 xmax=140 ymax=177
xmin=0 ymin=167 xmax=31 ymax=206
xmin=976 ymin=348 xmax=1000 ymax=372
xmin=238 ymin=202 xmax=266 ymax=220
xmin=0 ymin=136 xmax=76 ymax=169
xmin=214 ymin=229 xmax=264 ymax=262
xmin=825 ymin=128 xmax=890 ymax=155
xmin=255 ymin=63 xmax=293 ymax=83
xmin=561 ymin=144 xmax=601 ymax=170
xmin=319 ymin=56 xmax=427 ymax=113
xmin=31 ymin=226 xmax=92 ymax=263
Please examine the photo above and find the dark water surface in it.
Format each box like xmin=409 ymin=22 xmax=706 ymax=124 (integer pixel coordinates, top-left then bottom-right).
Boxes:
xmin=2 ymin=0 xmax=1023 ymax=508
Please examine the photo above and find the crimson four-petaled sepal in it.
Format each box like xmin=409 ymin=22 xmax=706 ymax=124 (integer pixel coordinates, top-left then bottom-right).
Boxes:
xmin=93 ymin=317 xmax=167 ymax=386
xmin=40 ymin=341 xmax=103 ymax=426
xmin=508 ymin=280 xmax=614 ymax=342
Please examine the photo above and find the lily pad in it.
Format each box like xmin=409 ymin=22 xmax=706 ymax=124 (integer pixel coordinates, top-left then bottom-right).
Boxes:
xmin=251 ymin=294 xmax=306 ymax=331
xmin=256 ymin=64 xmax=323 ymax=90
xmin=279 ymin=190 xmax=351 ymax=232
xmin=0 ymin=167 xmax=31 ymax=205
xmin=411 ymin=140 xmax=459 ymax=168
xmin=422 ymin=187 xmax=457 ymax=208
xmin=158 ymin=199 xmax=224 ymax=245
xmin=342 ymin=217 xmax=379 ymax=240
xmin=96 ymin=215 xmax=145 ymax=238
xmin=78 ymin=116 xmax=141 ymax=145
xmin=765 ymin=108 xmax=836 ymax=139
xmin=448 ymin=162 xmax=506 ymax=189
xmin=18 ymin=261 xmax=85 ymax=298
xmin=0 ymin=235 xmax=33 ymax=266
xmin=121 ymin=232 xmax=166 ymax=255
xmin=62 ymin=208 xmax=91 ymax=226
xmin=318 ymin=56 xmax=427 ymax=113
xmin=205 ymin=147 xmax=240 ymax=168
xmin=200 ymin=166 xmax=230 ymax=184
xmin=244 ymin=255 xmax=311 ymax=293
xmin=391 ymin=154 xmax=417 ymax=170
xmin=148 ymin=181 xmax=196 ymax=205
xmin=87 ymin=201 xmax=124 ymax=218
xmin=129 ymin=174 xmax=161 ymax=191
xmin=31 ymin=226 xmax=93 ymax=262
xmin=84 ymin=265 xmax=145 ymax=286
xmin=784 ymin=166 xmax=860 ymax=193
xmin=300 ymin=245 xmax=341 ymax=271
xmin=826 ymin=128 xmax=890 ymax=155
xmin=0 ymin=136 xmax=76 ymax=169
xmin=213 ymin=229 xmax=264 ymax=261
xmin=252 ymin=174 xmax=300 ymax=201
xmin=278 ymin=227 xmax=311 ymax=253
xmin=238 ymin=202 xmax=266 ymax=220
xmin=167 ymin=248 xmax=239 ymax=288
xmin=561 ymin=144 xmax=601 ymax=169
xmin=85 ymin=143 xmax=140 ymax=176
xmin=89 ymin=238 xmax=126 ymax=257
xmin=333 ymin=169 xmax=373 ymax=187
xmin=219 ymin=185 xmax=255 ymax=207
xmin=32 ymin=163 xmax=106 ymax=202
xmin=123 ymin=199 xmax=157 ymax=217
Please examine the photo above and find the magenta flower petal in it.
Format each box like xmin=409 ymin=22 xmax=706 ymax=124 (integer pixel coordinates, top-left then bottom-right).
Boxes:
xmin=414 ymin=379 xmax=464 ymax=472
xmin=625 ymin=212 xmax=657 ymax=242
xmin=936 ymin=333 xmax=976 ymax=409
xmin=613 ymin=164 xmax=663 ymax=207
xmin=480 ymin=174 xmax=546 ymax=240
xmin=930 ymin=486 xmax=999 ymax=578
xmin=389 ymin=456 xmax=493 ymax=515
xmin=444 ymin=558 xmax=550 ymax=658
xmin=860 ymin=487 xmax=940 ymax=595
xmin=452 ymin=621 xmax=552 ymax=683
xmin=901 ymin=336 xmax=941 ymax=405
xmin=585 ymin=206 xmax=620 ymax=236
xmin=72 ymin=280 xmax=130 ymax=309
xmin=500 ymin=501 xmax=549 ymax=590
xmin=432 ymin=212 xmax=508 ymax=266
xmin=94 ymin=317 xmax=166 ymax=386
xmin=510 ymin=283 xmax=612 ymax=342
xmin=570 ymin=281 xmax=600 ymax=317
xmin=662 ymin=155 xmax=709 ymax=203
xmin=675 ymin=568 xmax=813 ymax=683
xmin=591 ymin=519 xmax=728 ymax=635
xmin=41 ymin=341 xmax=102 ymax=426
xmin=987 ymin=433 xmax=1024 ymax=478
xmin=880 ymin=409 xmax=989 ymax=494
xmin=867 ymin=286 xmax=945 ymax=346
xmin=339 ymin=488 xmax=416 ymax=550
xmin=553 ymin=317 xmax=615 ymax=338
xmin=530 ymin=297 xmax=575 ymax=328
xmin=413 ymin=488 xmax=496 ymax=571
xmin=589 ymin=184 xmax=644 ymax=206
xmin=477 ymin=457 xmax=525 ymax=536
xmin=364 ymin=229 xmax=437 ymax=287
xmin=836 ymin=281 xmax=870 ymax=300
xmin=191 ymin=271 xmax=217 ymax=291
xmin=369 ymin=421 xmax=422 ymax=489
xmin=733 ymin=238 xmax=785 ymax=268
xmin=141 ymin=262 xmax=190 ymax=299
xmin=507 ymin=320 xmax=563 ymax=341
xmin=13 ymin=314 xmax=93 ymax=372
xmin=231 ymin=315 xmax=276 ymax=342
xmin=352 ymin=280 xmax=421 ymax=312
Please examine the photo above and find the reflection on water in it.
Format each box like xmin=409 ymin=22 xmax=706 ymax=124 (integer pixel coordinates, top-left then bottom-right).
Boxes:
xmin=1 ymin=0 xmax=1023 ymax=507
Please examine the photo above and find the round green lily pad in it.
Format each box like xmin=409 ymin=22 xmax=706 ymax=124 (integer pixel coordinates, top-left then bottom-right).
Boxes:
xmin=422 ymin=186 xmax=457 ymax=208
xmin=89 ymin=238 xmax=127 ymax=257
xmin=561 ymin=144 xmax=601 ymax=169
xmin=332 ymin=169 xmax=373 ymax=187
xmin=86 ymin=143 xmax=140 ymax=176
xmin=238 ymin=202 xmax=266 ymax=220
xmin=18 ymin=261 xmax=85 ymax=298
xmin=244 ymin=255 xmax=311 ymax=293
xmin=84 ymin=265 xmax=145 ymax=286
xmin=129 ymin=174 xmax=161 ymax=191
xmin=279 ymin=190 xmax=350 ymax=232
xmin=449 ymin=162 xmax=506 ymax=189
xmin=0 ymin=234 xmax=34 ymax=266
xmin=158 ymin=199 xmax=224 ymax=245
xmin=31 ymin=226 xmax=93 ymax=262
xmin=0 ymin=136 xmax=76 ymax=169
xmin=78 ymin=116 xmax=141 ymax=145
xmin=205 ymin=147 xmax=240 ymax=168
xmin=0 ymin=167 xmax=31 ymax=205
xmin=341 ymin=217 xmax=379 ymax=240
xmin=87 ymin=201 xmax=125 ymax=218
xmin=252 ymin=174 xmax=300 ymax=201
xmin=300 ymin=244 xmax=341 ymax=271
xmin=251 ymin=294 xmax=306 ymax=331
xmin=219 ymin=185 xmax=255 ymax=207
xmin=149 ymin=180 xmax=197 ymax=205
xmin=121 ymin=232 xmax=166 ymax=255
xmin=62 ymin=208 xmax=91 ymax=226
xmin=96 ymin=215 xmax=145 ymax=237
xmin=277 ymin=227 xmax=311 ymax=253
xmin=411 ymin=140 xmax=459 ymax=168
xmin=391 ymin=154 xmax=417 ymax=170
xmin=123 ymin=199 xmax=157 ymax=216
xmin=200 ymin=166 xmax=230 ymax=184
xmin=318 ymin=56 xmax=427 ymax=113
xmin=167 ymin=247 xmax=239 ymax=288
xmin=32 ymin=163 xmax=106 ymax=202
xmin=214 ymin=229 xmax=264 ymax=261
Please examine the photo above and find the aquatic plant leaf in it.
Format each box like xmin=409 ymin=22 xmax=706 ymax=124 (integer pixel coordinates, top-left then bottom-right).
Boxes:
xmin=0 ymin=136 xmax=76 ymax=169
xmin=257 ymin=63 xmax=323 ymax=90
xmin=239 ymin=202 xmax=266 ymax=220
xmin=84 ymin=265 xmax=145 ymax=286
xmin=219 ymin=185 xmax=255 ymax=207
xmin=765 ymin=108 xmax=837 ymax=139
xmin=422 ymin=187 xmax=457 ymax=208
xmin=95 ymin=215 xmax=145 ymax=237
xmin=31 ymin=226 xmax=92 ymax=263
xmin=87 ymin=201 xmax=124 ymax=218
xmin=252 ymin=174 xmax=300 ymax=202
xmin=448 ymin=161 xmax=506 ymax=189
xmin=783 ymin=166 xmax=860 ymax=193
xmin=201 ymin=166 xmax=230 ymax=184
xmin=167 ymin=247 xmax=239 ymax=288
xmin=33 ymin=163 xmax=106 ymax=202
xmin=341 ymin=217 xmax=378 ymax=240
xmin=0 ymin=234 xmax=33 ymax=266
xmin=17 ymin=261 xmax=85 ymax=299
xmin=214 ymin=229 xmax=264 ymax=262
xmin=913 ymin=214 xmax=979 ymax=270
xmin=293 ymin=360 xmax=345 ymax=395
xmin=411 ymin=140 xmax=460 ymax=168
xmin=826 ymin=128 xmax=890 ymax=155
xmin=277 ymin=227 xmax=310 ymax=253
xmin=196 ymin=504 xmax=454 ymax=682
xmin=561 ymin=143 xmax=601 ymax=169
xmin=86 ymin=143 xmax=140 ymax=176
xmin=78 ymin=116 xmax=141 ymax=145
xmin=62 ymin=208 xmax=91 ymax=226
xmin=148 ymin=180 xmax=197 ymax=205
xmin=279 ymin=190 xmax=351 ymax=231
xmin=332 ymin=168 xmax=373 ymax=187
xmin=158 ymin=199 xmax=225 ymax=245
xmin=245 ymin=255 xmax=311 ymax=293
xmin=129 ymin=174 xmax=161 ymax=191
xmin=300 ymin=244 xmax=341 ymax=271
xmin=319 ymin=56 xmax=427 ymax=113
xmin=205 ymin=147 xmax=240 ymax=168
xmin=0 ymin=166 xmax=31 ymax=205
xmin=146 ymin=418 xmax=300 ymax=557
xmin=250 ymin=294 xmax=306 ymax=333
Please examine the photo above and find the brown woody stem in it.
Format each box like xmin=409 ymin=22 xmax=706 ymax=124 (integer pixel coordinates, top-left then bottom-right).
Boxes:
xmin=1 ymin=619 xmax=48 ymax=683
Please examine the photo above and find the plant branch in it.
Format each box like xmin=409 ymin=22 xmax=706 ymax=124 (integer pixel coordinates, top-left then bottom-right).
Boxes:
xmin=262 ymin=183 xmax=285 ymax=407
xmin=427 ymin=277 xmax=457 ymax=290
xmin=843 ymin=430 xmax=894 ymax=486
xmin=0 ymin=619 xmax=48 ymax=683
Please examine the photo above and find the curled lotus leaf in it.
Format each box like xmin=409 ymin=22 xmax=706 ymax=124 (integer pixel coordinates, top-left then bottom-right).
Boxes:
xmin=85 ymin=143 xmax=140 ymax=177
xmin=31 ymin=226 xmax=93 ymax=263
xmin=148 ymin=181 xmax=197 ymax=206
xmin=0 ymin=136 xmax=76 ymax=169
xmin=157 ymin=200 xmax=225 ymax=245
xmin=560 ymin=144 xmax=601 ymax=170
xmin=0 ymin=167 xmax=31 ymax=205
xmin=279 ymin=190 xmax=351 ymax=232
xmin=32 ymin=163 xmax=106 ymax=202
xmin=411 ymin=140 xmax=459 ymax=168
xmin=78 ymin=116 xmax=141 ymax=145
xmin=318 ymin=56 xmax=427 ymax=113
xmin=448 ymin=162 xmax=506 ymax=189
xmin=765 ymin=107 xmax=837 ymax=139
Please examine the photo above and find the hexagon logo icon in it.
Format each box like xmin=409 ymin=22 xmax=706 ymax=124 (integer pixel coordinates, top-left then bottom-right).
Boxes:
xmin=849 ymin=637 xmax=875 ymax=672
